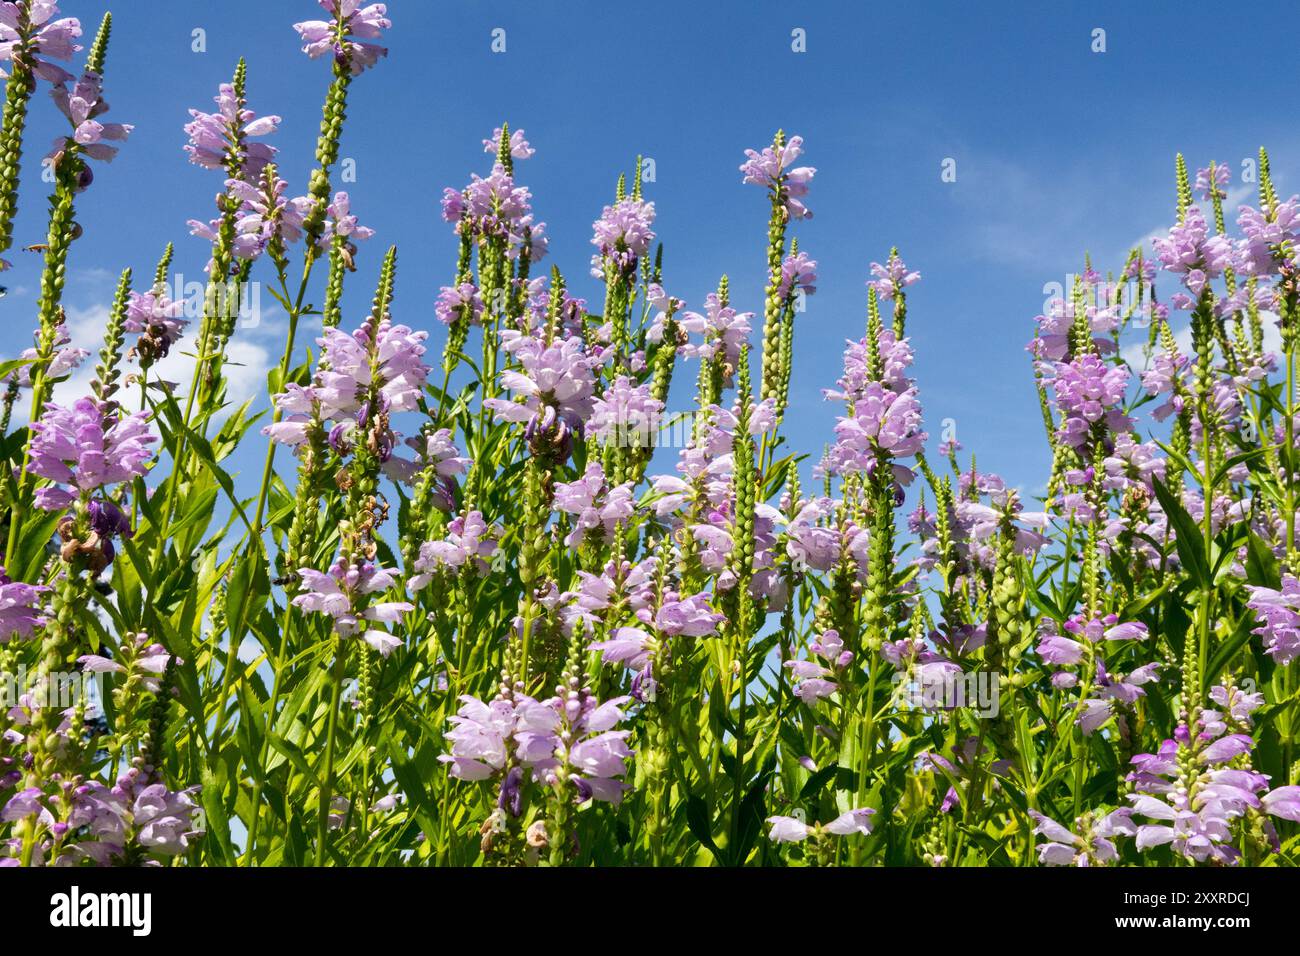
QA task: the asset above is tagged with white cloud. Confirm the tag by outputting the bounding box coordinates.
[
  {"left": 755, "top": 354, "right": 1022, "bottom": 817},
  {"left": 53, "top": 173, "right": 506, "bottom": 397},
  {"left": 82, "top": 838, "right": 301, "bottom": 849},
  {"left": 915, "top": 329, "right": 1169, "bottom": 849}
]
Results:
[
  {"left": 34, "top": 301, "right": 275, "bottom": 423},
  {"left": 70, "top": 266, "right": 117, "bottom": 288},
  {"left": 951, "top": 155, "right": 1100, "bottom": 272},
  {"left": 1123, "top": 183, "right": 1257, "bottom": 266},
  {"left": 1120, "top": 311, "right": 1283, "bottom": 371}
]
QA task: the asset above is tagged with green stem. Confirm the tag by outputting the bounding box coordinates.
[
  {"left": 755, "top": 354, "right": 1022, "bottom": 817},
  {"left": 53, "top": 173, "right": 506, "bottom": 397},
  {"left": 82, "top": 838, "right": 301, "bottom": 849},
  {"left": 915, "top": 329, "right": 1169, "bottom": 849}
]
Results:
[
  {"left": 242, "top": 610, "right": 297, "bottom": 864},
  {"left": 315, "top": 638, "right": 349, "bottom": 866}
]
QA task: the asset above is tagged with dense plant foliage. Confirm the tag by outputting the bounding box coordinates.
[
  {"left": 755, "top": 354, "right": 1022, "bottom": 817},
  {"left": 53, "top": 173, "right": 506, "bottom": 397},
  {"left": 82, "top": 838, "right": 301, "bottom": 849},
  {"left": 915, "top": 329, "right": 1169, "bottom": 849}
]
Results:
[{"left": 1, "top": 1, "right": 1298, "bottom": 867}]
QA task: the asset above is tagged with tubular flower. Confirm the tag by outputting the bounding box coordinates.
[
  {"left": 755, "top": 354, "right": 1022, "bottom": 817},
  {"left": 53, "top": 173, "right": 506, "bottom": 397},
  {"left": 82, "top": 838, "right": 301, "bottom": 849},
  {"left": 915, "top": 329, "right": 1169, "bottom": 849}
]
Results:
[
  {"left": 591, "top": 198, "right": 655, "bottom": 276},
  {"left": 821, "top": 382, "right": 927, "bottom": 480},
  {"left": 0, "top": 577, "right": 47, "bottom": 643},
  {"left": 124, "top": 289, "right": 186, "bottom": 362},
  {"left": 408, "top": 511, "right": 500, "bottom": 585},
  {"left": 1030, "top": 809, "right": 1136, "bottom": 866},
  {"left": 293, "top": 558, "right": 411, "bottom": 656},
  {"left": 0, "top": 1, "right": 81, "bottom": 83},
  {"left": 49, "top": 70, "right": 131, "bottom": 166},
  {"left": 1048, "top": 353, "right": 1131, "bottom": 448},
  {"left": 1245, "top": 576, "right": 1300, "bottom": 665},
  {"left": 183, "top": 82, "right": 279, "bottom": 179},
  {"left": 28, "top": 398, "right": 155, "bottom": 510},
  {"left": 740, "top": 134, "right": 814, "bottom": 219},
  {"left": 293, "top": 0, "right": 391, "bottom": 74}
]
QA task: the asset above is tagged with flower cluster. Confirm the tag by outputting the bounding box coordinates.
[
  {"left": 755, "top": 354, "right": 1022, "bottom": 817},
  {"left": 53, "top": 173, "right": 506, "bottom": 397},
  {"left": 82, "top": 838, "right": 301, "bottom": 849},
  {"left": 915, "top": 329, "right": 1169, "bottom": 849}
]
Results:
[
  {"left": 443, "top": 690, "right": 633, "bottom": 805},
  {"left": 1245, "top": 576, "right": 1300, "bottom": 665},
  {"left": 2, "top": 767, "right": 202, "bottom": 865},
  {"left": 49, "top": 69, "right": 131, "bottom": 170},
  {"left": 124, "top": 288, "right": 186, "bottom": 363},
  {"left": 590, "top": 198, "right": 655, "bottom": 276},
  {"left": 266, "top": 316, "right": 430, "bottom": 479},
  {"left": 1123, "top": 712, "right": 1288, "bottom": 865},
  {"left": 408, "top": 511, "right": 500, "bottom": 584},
  {"left": 1048, "top": 353, "right": 1132, "bottom": 448},
  {"left": 778, "top": 250, "right": 818, "bottom": 299},
  {"left": 484, "top": 331, "right": 599, "bottom": 455},
  {"left": 0, "top": 1, "right": 81, "bottom": 83},
  {"left": 294, "top": 558, "right": 411, "bottom": 656},
  {"left": 784, "top": 630, "right": 851, "bottom": 705},
  {"left": 1030, "top": 808, "right": 1135, "bottom": 866},
  {"left": 28, "top": 398, "right": 155, "bottom": 511},
  {"left": 293, "top": 0, "right": 391, "bottom": 74},
  {"left": 588, "top": 376, "right": 663, "bottom": 448},
  {"left": 184, "top": 82, "right": 279, "bottom": 179},
  {"left": 679, "top": 293, "right": 753, "bottom": 380},
  {"left": 442, "top": 147, "right": 547, "bottom": 261},
  {"left": 1236, "top": 197, "right": 1300, "bottom": 277},
  {"left": 867, "top": 254, "right": 920, "bottom": 301},
  {"left": 821, "top": 382, "right": 927, "bottom": 479},
  {"left": 1152, "top": 207, "right": 1234, "bottom": 296},
  {"left": 434, "top": 281, "right": 485, "bottom": 327},
  {"left": 552, "top": 463, "right": 634, "bottom": 548},
  {"left": 740, "top": 134, "right": 814, "bottom": 219},
  {"left": 0, "top": 576, "right": 47, "bottom": 643},
  {"left": 3, "top": 317, "right": 87, "bottom": 387}
]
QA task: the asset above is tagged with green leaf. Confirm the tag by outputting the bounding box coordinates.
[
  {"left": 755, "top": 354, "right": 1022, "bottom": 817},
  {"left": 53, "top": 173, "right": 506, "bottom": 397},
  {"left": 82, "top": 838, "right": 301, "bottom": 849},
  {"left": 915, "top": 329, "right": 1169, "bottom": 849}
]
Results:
[
  {"left": 267, "top": 733, "right": 321, "bottom": 788},
  {"left": 685, "top": 794, "right": 718, "bottom": 855},
  {"left": 1151, "top": 477, "right": 1210, "bottom": 587},
  {"left": 199, "top": 766, "right": 236, "bottom": 866}
]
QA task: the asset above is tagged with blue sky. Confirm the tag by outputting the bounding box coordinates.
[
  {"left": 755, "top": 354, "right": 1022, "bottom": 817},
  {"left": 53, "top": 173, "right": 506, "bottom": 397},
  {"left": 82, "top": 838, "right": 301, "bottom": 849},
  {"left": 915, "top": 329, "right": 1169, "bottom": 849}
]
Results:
[{"left": 5, "top": 0, "right": 1300, "bottom": 497}]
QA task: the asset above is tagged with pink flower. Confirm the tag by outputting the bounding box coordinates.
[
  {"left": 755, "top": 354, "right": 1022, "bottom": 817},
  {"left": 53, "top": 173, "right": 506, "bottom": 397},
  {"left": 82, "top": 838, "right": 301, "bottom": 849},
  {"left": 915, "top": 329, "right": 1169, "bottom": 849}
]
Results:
[
  {"left": 293, "top": 559, "right": 411, "bottom": 656},
  {"left": 867, "top": 254, "right": 920, "bottom": 300},
  {"left": 29, "top": 398, "right": 155, "bottom": 509},
  {"left": 49, "top": 70, "right": 131, "bottom": 164},
  {"left": 0, "top": 1, "right": 81, "bottom": 83},
  {"left": 184, "top": 82, "right": 279, "bottom": 179},
  {"left": 740, "top": 134, "right": 814, "bottom": 219},
  {"left": 591, "top": 198, "right": 656, "bottom": 275},
  {"left": 0, "top": 579, "right": 48, "bottom": 643},
  {"left": 294, "top": 0, "right": 391, "bottom": 74},
  {"left": 408, "top": 511, "right": 500, "bottom": 585},
  {"left": 482, "top": 126, "right": 534, "bottom": 160}
]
